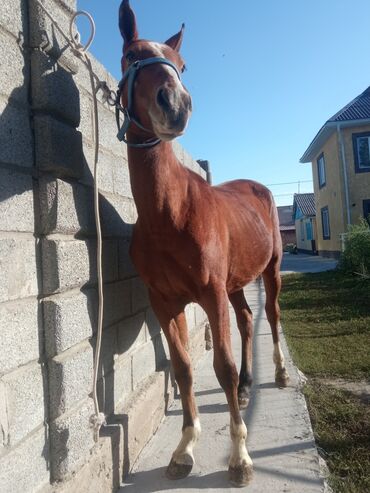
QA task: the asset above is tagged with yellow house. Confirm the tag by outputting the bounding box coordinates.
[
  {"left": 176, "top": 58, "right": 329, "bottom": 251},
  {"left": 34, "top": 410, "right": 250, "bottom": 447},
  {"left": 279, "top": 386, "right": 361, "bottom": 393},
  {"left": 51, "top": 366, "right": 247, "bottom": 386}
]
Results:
[{"left": 300, "top": 86, "right": 370, "bottom": 258}]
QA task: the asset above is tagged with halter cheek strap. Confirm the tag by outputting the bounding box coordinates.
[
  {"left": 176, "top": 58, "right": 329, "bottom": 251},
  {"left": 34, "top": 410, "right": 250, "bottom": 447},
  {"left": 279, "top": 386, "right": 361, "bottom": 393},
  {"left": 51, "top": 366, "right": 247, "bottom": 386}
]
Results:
[{"left": 115, "top": 57, "right": 181, "bottom": 148}]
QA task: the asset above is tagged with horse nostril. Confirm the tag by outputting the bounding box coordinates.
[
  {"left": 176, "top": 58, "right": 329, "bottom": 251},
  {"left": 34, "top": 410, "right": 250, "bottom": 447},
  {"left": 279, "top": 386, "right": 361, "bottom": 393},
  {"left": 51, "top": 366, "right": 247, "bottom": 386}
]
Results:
[{"left": 157, "top": 88, "right": 172, "bottom": 110}]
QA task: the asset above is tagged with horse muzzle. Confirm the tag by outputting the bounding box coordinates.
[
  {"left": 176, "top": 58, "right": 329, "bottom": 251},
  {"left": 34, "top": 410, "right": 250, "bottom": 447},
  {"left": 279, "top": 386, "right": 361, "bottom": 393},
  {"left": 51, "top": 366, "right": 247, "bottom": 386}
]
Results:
[{"left": 153, "top": 85, "right": 192, "bottom": 140}]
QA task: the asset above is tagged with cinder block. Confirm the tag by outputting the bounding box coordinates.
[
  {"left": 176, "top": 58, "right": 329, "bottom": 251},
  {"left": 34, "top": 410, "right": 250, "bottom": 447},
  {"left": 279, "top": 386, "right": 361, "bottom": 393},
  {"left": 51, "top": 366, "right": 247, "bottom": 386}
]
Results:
[
  {"left": 39, "top": 177, "right": 95, "bottom": 235},
  {"left": 49, "top": 341, "right": 93, "bottom": 420},
  {"left": 50, "top": 398, "right": 95, "bottom": 482},
  {"left": 0, "top": 0, "right": 27, "bottom": 39},
  {"left": 117, "top": 312, "right": 146, "bottom": 355},
  {"left": 0, "top": 168, "right": 34, "bottom": 232},
  {"left": 0, "top": 425, "right": 49, "bottom": 493},
  {"left": 100, "top": 192, "right": 137, "bottom": 238},
  {"left": 43, "top": 288, "right": 97, "bottom": 357},
  {"left": 0, "top": 29, "right": 29, "bottom": 104},
  {"left": 153, "top": 332, "right": 170, "bottom": 370},
  {"left": 124, "top": 368, "right": 172, "bottom": 465},
  {"left": 103, "top": 280, "right": 131, "bottom": 328},
  {"left": 75, "top": 51, "right": 118, "bottom": 108},
  {"left": 0, "top": 97, "right": 33, "bottom": 168},
  {"left": 98, "top": 325, "right": 118, "bottom": 371},
  {"left": 112, "top": 156, "right": 132, "bottom": 198},
  {"left": 41, "top": 238, "right": 118, "bottom": 294},
  {"left": 131, "top": 341, "right": 156, "bottom": 387},
  {"left": 0, "top": 298, "right": 40, "bottom": 374},
  {"left": 38, "top": 178, "right": 135, "bottom": 238},
  {"left": 78, "top": 92, "right": 94, "bottom": 142},
  {"left": 81, "top": 142, "right": 115, "bottom": 194},
  {"left": 31, "top": 50, "right": 80, "bottom": 127},
  {"left": 1, "top": 362, "right": 45, "bottom": 446},
  {"left": 0, "top": 236, "right": 38, "bottom": 303},
  {"left": 98, "top": 105, "right": 127, "bottom": 157},
  {"left": 118, "top": 238, "right": 137, "bottom": 280},
  {"left": 145, "top": 306, "right": 161, "bottom": 339},
  {"left": 29, "top": 0, "right": 77, "bottom": 63},
  {"left": 131, "top": 277, "right": 150, "bottom": 314},
  {"left": 113, "top": 355, "right": 132, "bottom": 407},
  {"left": 34, "top": 115, "right": 84, "bottom": 178}
]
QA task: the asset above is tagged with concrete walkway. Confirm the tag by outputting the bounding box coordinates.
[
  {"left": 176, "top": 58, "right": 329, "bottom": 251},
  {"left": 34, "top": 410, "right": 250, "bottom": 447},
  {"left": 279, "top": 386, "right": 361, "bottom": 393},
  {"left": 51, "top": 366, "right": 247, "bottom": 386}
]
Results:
[
  {"left": 120, "top": 280, "right": 325, "bottom": 492},
  {"left": 281, "top": 252, "right": 337, "bottom": 274}
]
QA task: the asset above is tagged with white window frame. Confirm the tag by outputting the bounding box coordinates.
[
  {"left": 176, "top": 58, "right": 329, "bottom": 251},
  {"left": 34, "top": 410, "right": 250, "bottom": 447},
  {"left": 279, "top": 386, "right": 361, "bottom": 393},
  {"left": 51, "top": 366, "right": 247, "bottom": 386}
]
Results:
[
  {"left": 321, "top": 207, "right": 330, "bottom": 240},
  {"left": 317, "top": 153, "right": 326, "bottom": 188}
]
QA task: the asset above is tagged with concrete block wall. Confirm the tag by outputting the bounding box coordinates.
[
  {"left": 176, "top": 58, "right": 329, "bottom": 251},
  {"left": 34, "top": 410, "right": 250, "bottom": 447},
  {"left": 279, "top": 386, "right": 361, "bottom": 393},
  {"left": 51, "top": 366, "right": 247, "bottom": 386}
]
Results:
[{"left": 0, "top": 1, "right": 208, "bottom": 492}]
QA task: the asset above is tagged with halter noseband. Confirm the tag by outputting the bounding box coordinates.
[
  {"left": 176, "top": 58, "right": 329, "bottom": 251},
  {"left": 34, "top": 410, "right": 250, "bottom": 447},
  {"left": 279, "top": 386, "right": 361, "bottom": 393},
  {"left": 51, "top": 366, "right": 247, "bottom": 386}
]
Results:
[{"left": 115, "top": 57, "right": 181, "bottom": 149}]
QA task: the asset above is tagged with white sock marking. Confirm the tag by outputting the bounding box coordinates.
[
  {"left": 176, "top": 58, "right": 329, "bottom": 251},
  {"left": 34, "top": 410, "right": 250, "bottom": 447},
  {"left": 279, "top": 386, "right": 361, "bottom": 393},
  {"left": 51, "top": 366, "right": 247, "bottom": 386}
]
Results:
[
  {"left": 172, "top": 417, "right": 201, "bottom": 465},
  {"left": 229, "top": 418, "right": 253, "bottom": 468}
]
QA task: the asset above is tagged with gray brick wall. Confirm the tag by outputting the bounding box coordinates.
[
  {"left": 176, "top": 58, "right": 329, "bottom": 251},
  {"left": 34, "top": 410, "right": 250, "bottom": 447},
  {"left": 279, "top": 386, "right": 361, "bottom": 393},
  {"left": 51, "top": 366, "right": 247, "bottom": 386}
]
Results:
[{"left": 0, "top": 1, "right": 208, "bottom": 492}]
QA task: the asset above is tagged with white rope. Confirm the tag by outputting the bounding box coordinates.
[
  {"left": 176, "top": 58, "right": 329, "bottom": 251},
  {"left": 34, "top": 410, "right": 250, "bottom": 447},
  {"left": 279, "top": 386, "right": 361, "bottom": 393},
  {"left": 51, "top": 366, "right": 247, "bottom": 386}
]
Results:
[
  {"left": 34, "top": 0, "right": 113, "bottom": 441},
  {"left": 69, "top": 11, "right": 106, "bottom": 443}
]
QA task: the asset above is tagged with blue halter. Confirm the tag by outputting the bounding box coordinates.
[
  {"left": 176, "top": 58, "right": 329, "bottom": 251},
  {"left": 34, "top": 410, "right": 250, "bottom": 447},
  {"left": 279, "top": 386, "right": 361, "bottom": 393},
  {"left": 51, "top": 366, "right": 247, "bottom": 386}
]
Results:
[{"left": 116, "top": 57, "right": 181, "bottom": 148}]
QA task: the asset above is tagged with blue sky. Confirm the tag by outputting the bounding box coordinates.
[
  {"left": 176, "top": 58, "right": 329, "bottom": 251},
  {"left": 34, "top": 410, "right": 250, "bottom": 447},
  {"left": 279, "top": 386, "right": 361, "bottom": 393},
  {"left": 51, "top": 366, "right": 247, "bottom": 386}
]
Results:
[{"left": 77, "top": 0, "right": 370, "bottom": 206}]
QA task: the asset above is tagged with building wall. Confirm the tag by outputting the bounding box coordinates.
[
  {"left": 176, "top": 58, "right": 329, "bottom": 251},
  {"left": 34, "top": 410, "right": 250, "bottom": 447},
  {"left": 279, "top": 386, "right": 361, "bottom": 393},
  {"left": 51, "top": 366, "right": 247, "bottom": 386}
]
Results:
[
  {"left": 0, "top": 1, "right": 207, "bottom": 492},
  {"left": 294, "top": 217, "right": 317, "bottom": 253},
  {"left": 311, "top": 131, "right": 346, "bottom": 256},
  {"left": 341, "top": 124, "right": 370, "bottom": 224}
]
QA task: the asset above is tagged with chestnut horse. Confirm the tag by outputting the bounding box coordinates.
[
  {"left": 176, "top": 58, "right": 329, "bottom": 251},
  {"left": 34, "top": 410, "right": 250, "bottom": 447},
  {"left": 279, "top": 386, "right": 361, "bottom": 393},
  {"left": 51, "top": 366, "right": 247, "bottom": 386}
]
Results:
[{"left": 117, "top": 0, "right": 289, "bottom": 486}]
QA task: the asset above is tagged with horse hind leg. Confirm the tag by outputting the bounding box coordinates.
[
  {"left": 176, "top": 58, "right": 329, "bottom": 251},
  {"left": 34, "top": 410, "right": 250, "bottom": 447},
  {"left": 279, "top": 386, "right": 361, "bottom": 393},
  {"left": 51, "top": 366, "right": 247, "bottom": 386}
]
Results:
[
  {"left": 262, "top": 257, "right": 290, "bottom": 387},
  {"left": 229, "top": 289, "right": 253, "bottom": 409},
  {"left": 149, "top": 292, "right": 200, "bottom": 480}
]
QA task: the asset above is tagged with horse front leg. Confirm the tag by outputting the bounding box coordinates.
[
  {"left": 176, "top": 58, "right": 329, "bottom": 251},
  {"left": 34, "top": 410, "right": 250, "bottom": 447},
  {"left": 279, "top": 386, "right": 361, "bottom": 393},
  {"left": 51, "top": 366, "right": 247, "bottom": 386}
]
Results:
[
  {"left": 201, "top": 285, "right": 253, "bottom": 486},
  {"left": 149, "top": 291, "right": 200, "bottom": 480},
  {"left": 229, "top": 289, "right": 253, "bottom": 409}
]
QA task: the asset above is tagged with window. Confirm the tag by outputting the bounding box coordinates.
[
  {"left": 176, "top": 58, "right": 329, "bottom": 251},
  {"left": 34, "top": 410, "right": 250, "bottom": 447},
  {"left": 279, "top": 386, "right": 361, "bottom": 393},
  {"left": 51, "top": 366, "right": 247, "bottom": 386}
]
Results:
[
  {"left": 321, "top": 206, "right": 330, "bottom": 240},
  {"left": 363, "top": 199, "right": 370, "bottom": 225},
  {"left": 353, "top": 132, "right": 370, "bottom": 173},
  {"left": 317, "top": 153, "right": 326, "bottom": 188}
]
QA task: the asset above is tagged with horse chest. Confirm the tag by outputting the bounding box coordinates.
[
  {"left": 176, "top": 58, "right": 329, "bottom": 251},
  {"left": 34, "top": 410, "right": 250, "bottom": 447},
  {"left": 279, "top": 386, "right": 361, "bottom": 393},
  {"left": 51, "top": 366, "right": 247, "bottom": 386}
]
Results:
[{"left": 130, "top": 228, "right": 207, "bottom": 299}]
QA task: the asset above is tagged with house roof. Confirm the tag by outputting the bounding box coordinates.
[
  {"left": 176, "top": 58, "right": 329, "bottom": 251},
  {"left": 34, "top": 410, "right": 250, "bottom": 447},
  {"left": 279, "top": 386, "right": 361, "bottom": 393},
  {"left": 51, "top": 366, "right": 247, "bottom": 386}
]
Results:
[
  {"left": 277, "top": 205, "right": 295, "bottom": 230},
  {"left": 292, "top": 193, "right": 316, "bottom": 217},
  {"left": 300, "top": 86, "right": 370, "bottom": 163}
]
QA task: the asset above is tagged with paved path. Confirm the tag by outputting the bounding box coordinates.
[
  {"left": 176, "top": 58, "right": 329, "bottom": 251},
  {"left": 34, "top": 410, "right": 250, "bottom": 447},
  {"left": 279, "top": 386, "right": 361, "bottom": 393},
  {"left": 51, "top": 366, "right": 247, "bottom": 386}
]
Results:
[
  {"left": 121, "top": 280, "right": 325, "bottom": 492},
  {"left": 281, "top": 252, "right": 337, "bottom": 274}
]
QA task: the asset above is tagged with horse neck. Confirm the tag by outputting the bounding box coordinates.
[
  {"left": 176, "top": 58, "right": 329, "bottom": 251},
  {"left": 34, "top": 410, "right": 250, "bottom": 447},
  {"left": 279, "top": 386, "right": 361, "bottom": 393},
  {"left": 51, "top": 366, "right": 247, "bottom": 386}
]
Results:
[{"left": 127, "top": 141, "right": 188, "bottom": 227}]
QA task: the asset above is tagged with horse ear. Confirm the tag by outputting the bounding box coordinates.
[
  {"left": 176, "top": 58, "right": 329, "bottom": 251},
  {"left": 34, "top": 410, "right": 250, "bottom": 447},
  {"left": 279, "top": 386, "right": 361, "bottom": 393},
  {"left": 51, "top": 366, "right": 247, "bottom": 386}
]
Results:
[
  {"left": 119, "top": 0, "right": 138, "bottom": 46},
  {"left": 164, "top": 23, "right": 185, "bottom": 52}
]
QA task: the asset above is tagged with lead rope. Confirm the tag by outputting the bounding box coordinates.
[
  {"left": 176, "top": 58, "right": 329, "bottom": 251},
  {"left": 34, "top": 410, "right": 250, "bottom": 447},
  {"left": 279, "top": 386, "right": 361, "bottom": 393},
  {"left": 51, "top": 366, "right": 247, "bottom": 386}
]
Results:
[
  {"left": 34, "top": 0, "right": 113, "bottom": 442},
  {"left": 68, "top": 11, "right": 106, "bottom": 442}
]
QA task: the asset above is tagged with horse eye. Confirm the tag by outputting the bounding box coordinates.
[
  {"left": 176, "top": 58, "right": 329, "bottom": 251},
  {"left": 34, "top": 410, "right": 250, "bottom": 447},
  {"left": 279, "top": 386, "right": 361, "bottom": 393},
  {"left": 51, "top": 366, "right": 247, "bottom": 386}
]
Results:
[
  {"left": 181, "top": 64, "right": 187, "bottom": 73},
  {"left": 126, "top": 51, "right": 136, "bottom": 64}
]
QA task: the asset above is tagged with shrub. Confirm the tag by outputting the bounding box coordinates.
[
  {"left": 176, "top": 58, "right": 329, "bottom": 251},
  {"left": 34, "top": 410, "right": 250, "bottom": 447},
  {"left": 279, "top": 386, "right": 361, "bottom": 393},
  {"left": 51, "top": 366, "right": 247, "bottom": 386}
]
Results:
[{"left": 339, "top": 219, "right": 370, "bottom": 277}]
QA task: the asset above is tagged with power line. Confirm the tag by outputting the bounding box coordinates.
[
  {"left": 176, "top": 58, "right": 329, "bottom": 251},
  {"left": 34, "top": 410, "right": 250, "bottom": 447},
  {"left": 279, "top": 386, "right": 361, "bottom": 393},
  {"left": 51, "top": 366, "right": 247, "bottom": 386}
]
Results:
[{"left": 266, "top": 180, "right": 313, "bottom": 187}]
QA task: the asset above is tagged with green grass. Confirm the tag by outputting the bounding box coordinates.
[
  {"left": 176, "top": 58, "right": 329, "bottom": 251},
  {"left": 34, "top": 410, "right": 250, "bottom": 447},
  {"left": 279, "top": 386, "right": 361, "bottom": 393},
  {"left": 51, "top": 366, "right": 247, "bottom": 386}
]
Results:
[
  {"left": 280, "top": 270, "right": 370, "bottom": 493},
  {"left": 280, "top": 271, "right": 370, "bottom": 379},
  {"left": 304, "top": 382, "right": 370, "bottom": 493}
]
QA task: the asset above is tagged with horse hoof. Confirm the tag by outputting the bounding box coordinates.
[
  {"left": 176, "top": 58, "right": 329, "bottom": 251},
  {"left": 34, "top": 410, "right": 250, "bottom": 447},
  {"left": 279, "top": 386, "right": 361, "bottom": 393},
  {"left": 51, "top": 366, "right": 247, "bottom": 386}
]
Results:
[
  {"left": 275, "top": 368, "right": 290, "bottom": 388},
  {"left": 166, "top": 458, "right": 193, "bottom": 480},
  {"left": 228, "top": 462, "right": 253, "bottom": 486},
  {"left": 238, "top": 387, "right": 251, "bottom": 409},
  {"left": 238, "top": 395, "right": 250, "bottom": 409}
]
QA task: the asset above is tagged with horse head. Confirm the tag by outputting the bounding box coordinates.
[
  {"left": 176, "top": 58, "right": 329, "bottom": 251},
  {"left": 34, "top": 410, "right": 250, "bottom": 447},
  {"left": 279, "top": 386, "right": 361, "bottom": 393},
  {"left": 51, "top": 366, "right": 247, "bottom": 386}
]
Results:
[{"left": 118, "top": 0, "right": 192, "bottom": 143}]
